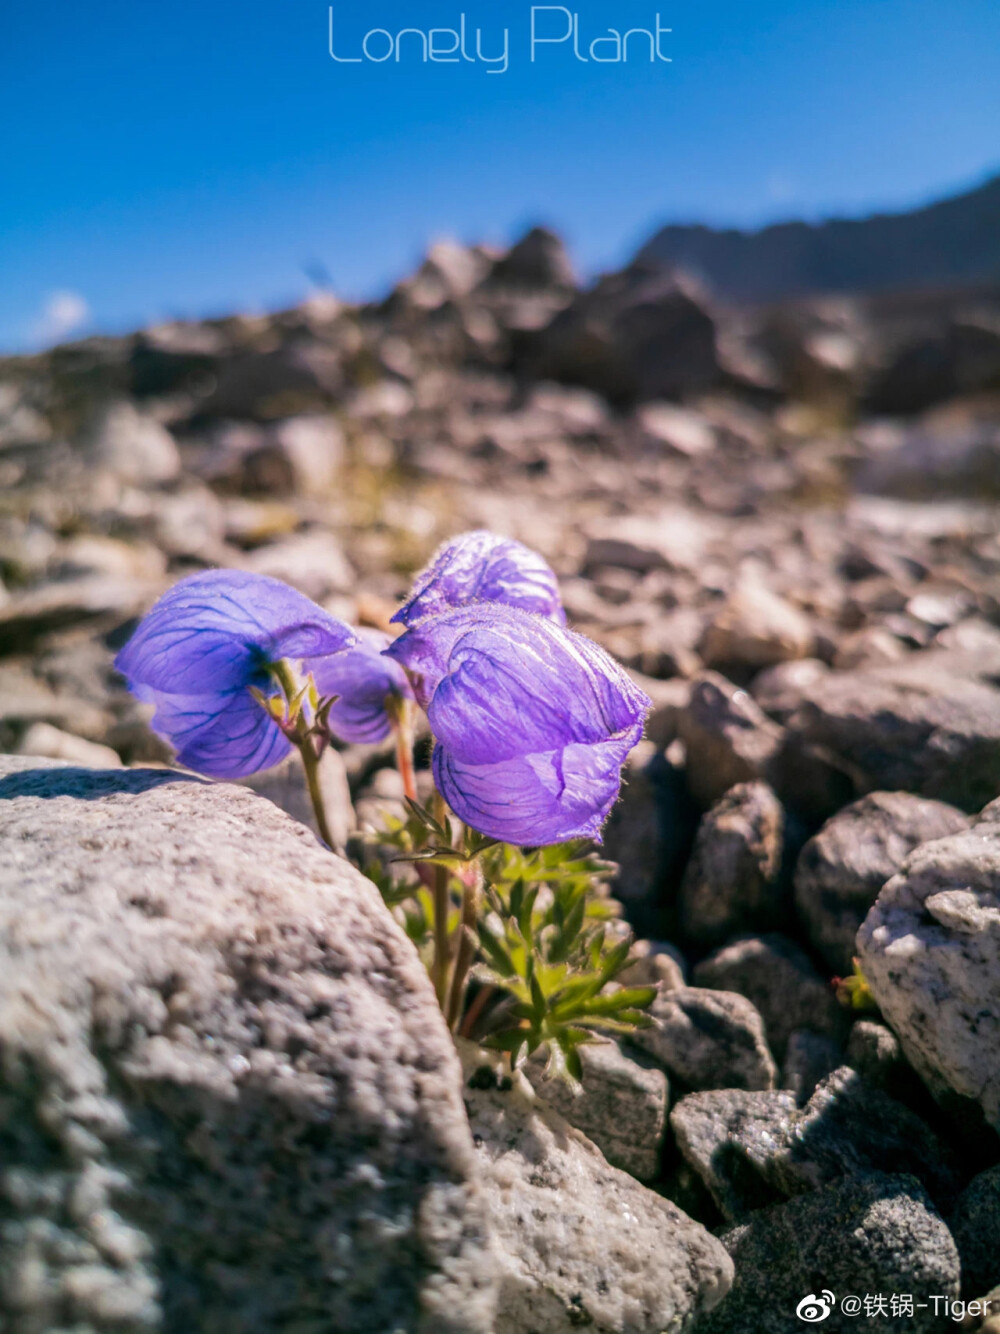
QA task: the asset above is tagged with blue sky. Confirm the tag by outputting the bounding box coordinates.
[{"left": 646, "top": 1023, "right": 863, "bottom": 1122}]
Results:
[{"left": 2, "top": 0, "right": 999, "bottom": 351}]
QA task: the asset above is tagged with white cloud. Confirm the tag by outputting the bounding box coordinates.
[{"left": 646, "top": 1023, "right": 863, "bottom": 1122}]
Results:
[{"left": 32, "top": 290, "right": 90, "bottom": 345}]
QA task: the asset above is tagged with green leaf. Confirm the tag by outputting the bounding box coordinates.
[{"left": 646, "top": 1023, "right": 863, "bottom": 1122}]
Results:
[
  {"left": 476, "top": 922, "right": 516, "bottom": 979},
  {"left": 576, "top": 987, "right": 658, "bottom": 1016}
]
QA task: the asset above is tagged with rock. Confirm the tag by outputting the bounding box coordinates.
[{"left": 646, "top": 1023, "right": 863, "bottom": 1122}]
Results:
[
  {"left": 950, "top": 1165, "right": 1000, "bottom": 1299},
  {"left": 693, "top": 934, "right": 845, "bottom": 1060},
  {"left": 0, "top": 576, "right": 159, "bottom": 656},
  {"left": 0, "top": 661, "right": 112, "bottom": 747},
  {"left": 678, "top": 674, "right": 785, "bottom": 809},
  {"left": 80, "top": 401, "right": 181, "bottom": 484},
  {"left": 671, "top": 1065, "right": 955, "bottom": 1221},
  {"left": 239, "top": 748, "right": 355, "bottom": 852},
  {"left": 0, "top": 756, "right": 496, "bottom": 1334},
  {"left": 845, "top": 1020, "right": 916, "bottom": 1099},
  {"left": 966, "top": 1287, "right": 1000, "bottom": 1332},
  {"left": 242, "top": 530, "right": 355, "bottom": 602},
  {"left": 857, "top": 821, "right": 1000, "bottom": 1134},
  {"left": 789, "top": 1067, "right": 958, "bottom": 1206},
  {"left": 399, "top": 241, "right": 492, "bottom": 310},
  {"left": 698, "top": 1174, "right": 960, "bottom": 1334},
  {"left": 833, "top": 624, "right": 910, "bottom": 670},
  {"left": 525, "top": 265, "right": 720, "bottom": 404},
  {"left": 699, "top": 582, "right": 814, "bottom": 672},
  {"left": 678, "top": 784, "right": 787, "bottom": 946},
  {"left": 619, "top": 939, "right": 687, "bottom": 991},
  {"left": 524, "top": 1040, "right": 669, "bottom": 1182},
  {"left": 583, "top": 509, "right": 718, "bottom": 577},
  {"left": 784, "top": 657, "right": 1000, "bottom": 812},
  {"left": 50, "top": 536, "right": 168, "bottom": 584},
  {"left": 670, "top": 1088, "right": 798, "bottom": 1220},
  {"left": 458, "top": 1044, "right": 732, "bottom": 1334},
  {"left": 243, "top": 415, "right": 345, "bottom": 497},
  {"left": 488, "top": 227, "right": 575, "bottom": 291},
  {"left": 749, "top": 659, "right": 829, "bottom": 724},
  {"left": 781, "top": 1029, "right": 843, "bottom": 1103},
  {"left": 601, "top": 746, "right": 699, "bottom": 938},
  {"left": 150, "top": 486, "right": 227, "bottom": 561},
  {"left": 16, "top": 721, "right": 122, "bottom": 768},
  {"left": 632, "top": 987, "right": 777, "bottom": 1092},
  {"left": 794, "top": 791, "right": 970, "bottom": 974},
  {"left": 634, "top": 403, "right": 715, "bottom": 457}
]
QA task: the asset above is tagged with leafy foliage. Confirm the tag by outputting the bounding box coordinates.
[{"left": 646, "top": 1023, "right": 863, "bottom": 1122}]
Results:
[{"left": 356, "top": 802, "right": 655, "bottom": 1081}]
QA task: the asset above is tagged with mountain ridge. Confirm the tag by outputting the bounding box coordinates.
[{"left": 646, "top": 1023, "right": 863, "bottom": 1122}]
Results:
[{"left": 636, "top": 172, "right": 1000, "bottom": 304}]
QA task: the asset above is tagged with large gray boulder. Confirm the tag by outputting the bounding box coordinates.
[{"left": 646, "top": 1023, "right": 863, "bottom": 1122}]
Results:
[
  {"left": 458, "top": 1044, "right": 732, "bottom": 1334},
  {"left": 0, "top": 756, "right": 496, "bottom": 1334},
  {"left": 857, "top": 815, "right": 1000, "bottom": 1134}
]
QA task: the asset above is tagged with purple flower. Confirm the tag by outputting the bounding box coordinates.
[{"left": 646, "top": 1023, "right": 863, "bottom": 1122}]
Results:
[
  {"left": 308, "top": 628, "right": 415, "bottom": 745},
  {"left": 391, "top": 530, "right": 565, "bottom": 628},
  {"left": 115, "top": 569, "right": 356, "bottom": 778},
  {"left": 384, "top": 604, "right": 650, "bottom": 844}
]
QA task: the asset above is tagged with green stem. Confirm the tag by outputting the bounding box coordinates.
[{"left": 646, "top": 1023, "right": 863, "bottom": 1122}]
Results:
[
  {"left": 446, "top": 858, "right": 483, "bottom": 1031},
  {"left": 430, "top": 789, "right": 451, "bottom": 1008},
  {"left": 271, "top": 659, "right": 335, "bottom": 850},
  {"left": 299, "top": 734, "right": 335, "bottom": 849}
]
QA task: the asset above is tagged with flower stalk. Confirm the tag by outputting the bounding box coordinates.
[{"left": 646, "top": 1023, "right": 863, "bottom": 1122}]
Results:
[{"left": 446, "top": 857, "right": 484, "bottom": 1031}]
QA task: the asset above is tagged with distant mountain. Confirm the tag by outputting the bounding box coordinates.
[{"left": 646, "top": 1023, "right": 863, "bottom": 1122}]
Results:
[{"left": 637, "top": 173, "right": 1000, "bottom": 304}]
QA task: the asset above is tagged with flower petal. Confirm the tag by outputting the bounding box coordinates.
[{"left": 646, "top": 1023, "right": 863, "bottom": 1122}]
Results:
[
  {"left": 115, "top": 569, "right": 356, "bottom": 695},
  {"left": 308, "top": 629, "right": 414, "bottom": 745},
  {"left": 387, "top": 604, "right": 650, "bottom": 749},
  {"left": 433, "top": 725, "right": 642, "bottom": 845},
  {"left": 392, "top": 530, "right": 565, "bottom": 627},
  {"left": 139, "top": 685, "right": 292, "bottom": 779}
]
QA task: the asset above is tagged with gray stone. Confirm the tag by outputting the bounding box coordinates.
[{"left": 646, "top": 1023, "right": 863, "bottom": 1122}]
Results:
[
  {"left": 784, "top": 656, "right": 1000, "bottom": 812},
  {"left": 526, "top": 266, "right": 720, "bottom": 403},
  {"left": 794, "top": 791, "right": 970, "bottom": 973},
  {"left": 950, "top": 1165, "right": 1000, "bottom": 1299},
  {"left": 670, "top": 1088, "right": 798, "bottom": 1220},
  {"left": 678, "top": 784, "right": 787, "bottom": 946},
  {"left": 699, "top": 1174, "right": 960, "bottom": 1334},
  {"left": 632, "top": 987, "right": 777, "bottom": 1092},
  {"left": 693, "top": 934, "right": 845, "bottom": 1060},
  {"left": 524, "top": 1040, "right": 669, "bottom": 1182},
  {"left": 80, "top": 401, "right": 181, "bottom": 485},
  {"left": 150, "top": 486, "right": 227, "bottom": 562},
  {"left": 239, "top": 748, "right": 356, "bottom": 853},
  {"left": 678, "top": 674, "right": 785, "bottom": 810},
  {"left": 786, "top": 1067, "right": 958, "bottom": 1206},
  {"left": 488, "top": 226, "right": 575, "bottom": 290},
  {"left": 602, "top": 747, "right": 699, "bottom": 938},
  {"left": 458, "top": 1044, "right": 732, "bottom": 1334},
  {"left": 0, "top": 756, "right": 496, "bottom": 1334},
  {"left": 670, "top": 1066, "right": 957, "bottom": 1222},
  {"left": 857, "top": 822, "right": 1000, "bottom": 1133},
  {"left": 242, "top": 530, "right": 355, "bottom": 602},
  {"left": 845, "top": 1019, "right": 911, "bottom": 1094},
  {"left": 699, "top": 581, "right": 814, "bottom": 672},
  {"left": 0, "top": 576, "right": 159, "bottom": 655},
  {"left": 619, "top": 939, "right": 686, "bottom": 991},
  {"left": 780, "top": 1029, "right": 843, "bottom": 1103},
  {"left": 16, "top": 721, "right": 122, "bottom": 769},
  {"left": 583, "top": 509, "right": 719, "bottom": 579},
  {"left": 749, "top": 658, "right": 830, "bottom": 724}
]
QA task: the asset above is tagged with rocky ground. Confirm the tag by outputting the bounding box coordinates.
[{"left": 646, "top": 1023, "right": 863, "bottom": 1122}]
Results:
[{"left": 1, "top": 229, "right": 999, "bottom": 1332}]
